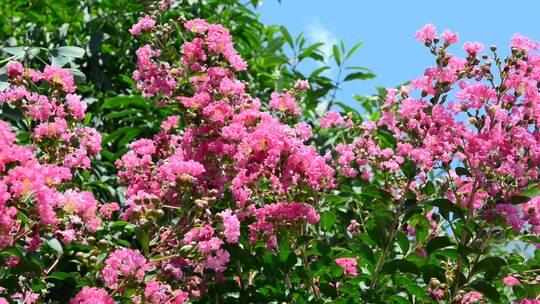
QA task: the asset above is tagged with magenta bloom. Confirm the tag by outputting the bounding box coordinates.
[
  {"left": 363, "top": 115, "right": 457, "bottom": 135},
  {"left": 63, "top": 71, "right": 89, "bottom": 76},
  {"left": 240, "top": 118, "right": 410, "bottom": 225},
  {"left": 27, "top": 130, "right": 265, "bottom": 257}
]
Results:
[
  {"left": 415, "top": 24, "right": 437, "bottom": 43},
  {"left": 70, "top": 287, "right": 115, "bottom": 304},
  {"left": 335, "top": 257, "right": 358, "bottom": 276},
  {"left": 463, "top": 41, "right": 484, "bottom": 56},
  {"left": 503, "top": 275, "right": 521, "bottom": 286},
  {"left": 129, "top": 15, "right": 155, "bottom": 36}
]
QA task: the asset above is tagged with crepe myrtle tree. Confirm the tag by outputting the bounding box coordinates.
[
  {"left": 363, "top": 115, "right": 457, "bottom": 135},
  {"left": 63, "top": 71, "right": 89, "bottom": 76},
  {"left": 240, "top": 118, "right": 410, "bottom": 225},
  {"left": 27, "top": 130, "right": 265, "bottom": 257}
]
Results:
[{"left": 0, "top": 3, "right": 539, "bottom": 304}]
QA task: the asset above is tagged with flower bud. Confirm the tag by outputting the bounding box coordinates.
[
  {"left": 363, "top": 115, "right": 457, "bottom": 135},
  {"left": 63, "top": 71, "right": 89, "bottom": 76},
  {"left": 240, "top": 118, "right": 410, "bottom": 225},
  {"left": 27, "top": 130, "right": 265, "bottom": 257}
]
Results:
[{"left": 75, "top": 252, "right": 85, "bottom": 260}]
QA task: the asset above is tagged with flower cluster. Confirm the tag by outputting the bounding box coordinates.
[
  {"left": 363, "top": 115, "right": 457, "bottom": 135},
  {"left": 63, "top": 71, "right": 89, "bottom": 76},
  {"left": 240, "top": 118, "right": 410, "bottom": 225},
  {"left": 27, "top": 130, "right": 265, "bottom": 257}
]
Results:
[
  {"left": 0, "top": 64, "right": 106, "bottom": 302},
  {"left": 109, "top": 15, "right": 336, "bottom": 301},
  {"left": 101, "top": 248, "right": 151, "bottom": 289},
  {"left": 0, "top": 63, "right": 102, "bottom": 169},
  {"left": 0, "top": 119, "right": 102, "bottom": 251},
  {"left": 331, "top": 24, "right": 540, "bottom": 303},
  {"left": 70, "top": 287, "right": 115, "bottom": 304},
  {"left": 247, "top": 201, "right": 320, "bottom": 249},
  {"left": 341, "top": 24, "right": 540, "bottom": 236}
]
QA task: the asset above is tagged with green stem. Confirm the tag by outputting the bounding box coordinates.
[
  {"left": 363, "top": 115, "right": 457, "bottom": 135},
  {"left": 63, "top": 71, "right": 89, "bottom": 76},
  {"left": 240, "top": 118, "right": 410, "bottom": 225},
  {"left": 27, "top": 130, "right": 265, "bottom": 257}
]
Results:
[
  {"left": 452, "top": 179, "right": 479, "bottom": 298},
  {"left": 369, "top": 179, "right": 412, "bottom": 290}
]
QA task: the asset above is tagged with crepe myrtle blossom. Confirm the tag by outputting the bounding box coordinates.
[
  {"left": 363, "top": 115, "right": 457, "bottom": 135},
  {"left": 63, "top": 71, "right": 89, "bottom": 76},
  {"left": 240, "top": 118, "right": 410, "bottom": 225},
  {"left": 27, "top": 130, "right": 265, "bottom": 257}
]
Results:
[
  {"left": 0, "top": 118, "right": 102, "bottom": 249},
  {"left": 503, "top": 276, "right": 521, "bottom": 286},
  {"left": 101, "top": 248, "right": 151, "bottom": 289},
  {"left": 334, "top": 258, "right": 358, "bottom": 276},
  {"left": 0, "top": 63, "right": 102, "bottom": 169},
  {"left": 130, "top": 15, "right": 156, "bottom": 36},
  {"left": 70, "top": 287, "right": 115, "bottom": 304}
]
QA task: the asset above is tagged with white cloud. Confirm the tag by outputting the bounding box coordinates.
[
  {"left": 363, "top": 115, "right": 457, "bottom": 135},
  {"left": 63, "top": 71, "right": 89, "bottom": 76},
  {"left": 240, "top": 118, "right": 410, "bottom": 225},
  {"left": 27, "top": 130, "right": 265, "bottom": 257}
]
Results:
[{"left": 305, "top": 20, "right": 338, "bottom": 65}]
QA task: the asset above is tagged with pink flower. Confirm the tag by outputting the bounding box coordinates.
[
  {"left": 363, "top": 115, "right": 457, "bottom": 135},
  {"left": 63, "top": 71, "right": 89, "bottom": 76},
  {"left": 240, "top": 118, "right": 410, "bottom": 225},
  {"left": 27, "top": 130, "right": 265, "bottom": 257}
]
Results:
[
  {"left": 101, "top": 248, "right": 149, "bottom": 289},
  {"left": 66, "top": 94, "right": 87, "bottom": 120},
  {"left": 161, "top": 116, "right": 179, "bottom": 133},
  {"left": 320, "top": 111, "right": 352, "bottom": 129},
  {"left": 248, "top": 202, "right": 320, "bottom": 249},
  {"left": 503, "top": 275, "right": 521, "bottom": 286},
  {"left": 511, "top": 34, "right": 540, "bottom": 51},
  {"left": 184, "top": 18, "right": 210, "bottom": 34},
  {"left": 204, "top": 249, "right": 230, "bottom": 273},
  {"left": 129, "top": 138, "right": 156, "bottom": 155},
  {"left": 294, "top": 122, "right": 312, "bottom": 141},
  {"left": 496, "top": 204, "right": 524, "bottom": 232},
  {"left": 219, "top": 209, "right": 240, "bottom": 243},
  {"left": 294, "top": 79, "right": 310, "bottom": 91},
  {"left": 70, "top": 287, "right": 115, "bottom": 304},
  {"left": 515, "top": 300, "right": 540, "bottom": 304},
  {"left": 12, "top": 292, "right": 39, "bottom": 304},
  {"left": 335, "top": 258, "right": 358, "bottom": 276},
  {"left": 441, "top": 30, "right": 459, "bottom": 45},
  {"left": 6, "top": 61, "right": 24, "bottom": 78},
  {"left": 130, "top": 15, "right": 155, "bottom": 36},
  {"left": 99, "top": 202, "right": 120, "bottom": 219},
  {"left": 461, "top": 291, "right": 482, "bottom": 303},
  {"left": 43, "top": 66, "right": 76, "bottom": 93},
  {"left": 463, "top": 41, "right": 484, "bottom": 56},
  {"left": 415, "top": 24, "right": 437, "bottom": 43},
  {"left": 269, "top": 92, "right": 300, "bottom": 116},
  {"left": 0, "top": 120, "right": 16, "bottom": 147}
]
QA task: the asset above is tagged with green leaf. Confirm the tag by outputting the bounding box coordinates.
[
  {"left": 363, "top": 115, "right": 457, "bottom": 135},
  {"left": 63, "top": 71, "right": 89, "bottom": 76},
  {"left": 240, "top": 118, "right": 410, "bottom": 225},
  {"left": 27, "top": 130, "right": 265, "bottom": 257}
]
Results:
[
  {"left": 509, "top": 195, "right": 531, "bottom": 205},
  {"left": 426, "top": 236, "right": 453, "bottom": 255},
  {"left": 320, "top": 212, "right": 336, "bottom": 231},
  {"left": 100, "top": 95, "right": 148, "bottom": 110},
  {"left": 382, "top": 259, "right": 420, "bottom": 275},
  {"left": 50, "top": 55, "right": 71, "bottom": 67},
  {"left": 332, "top": 44, "right": 341, "bottom": 65},
  {"left": 45, "top": 271, "right": 75, "bottom": 281},
  {"left": 353, "top": 243, "right": 375, "bottom": 265},
  {"left": 361, "top": 185, "right": 392, "bottom": 202},
  {"left": 345, "top": 42, "right": 363, "bottom": 59},
  {"left": 343, "top": 71, "right": 376, "bottom": 82},
  {"left": 521, "top": 184, "right": 540, "bottom": 197},
  {"left": 45, "top": 238, "right": 63, "bottom": 256},
  {"left": 367, "top": 216, "right": 390, "bottom": 249},
  {"left": 55, "top": 46, "right": 85, "bottom": 58},
  {"left": 278, "top": 238, "right": 292, "bottom": 263},
  {"left": 472, "top": 257, "right": 506, "bottom": 279},
  {"left": 429, "top": 198, "right": 464, "bottom": 221},
  {"left": 396, "top": 231, "right": 410, "bottom": 254},
  {"left": 400, "top": 160, "right": 417, "bottom": 180},
  {"left": 405, "top": 283, "right": 431, "bottom": 300},
  {"left": 298, "top": 42, "right": 324, "bottom": 61},
  {"left": 279, "top": 26, "right": 294, "bottom": 47},
  {"left": 389, "top": 295, "right": 409, "bottom": 304},
  {"left": 421, "top": 265, "right": 446, "bottom": 283},
  {"left": 455, "top": 167, "right": 471, "bottom": 177},
  {"left": 470, "top": 281, "right": 500, "bottom": 302},
  {"left": 68, "top": 69, "right": 86, "bottom": 83},
  {"left": 3, "top": 46, "right": 25, "bottom": 57},
  {"left": 135, "top": 227, "right": 149, "bottom": 256}
]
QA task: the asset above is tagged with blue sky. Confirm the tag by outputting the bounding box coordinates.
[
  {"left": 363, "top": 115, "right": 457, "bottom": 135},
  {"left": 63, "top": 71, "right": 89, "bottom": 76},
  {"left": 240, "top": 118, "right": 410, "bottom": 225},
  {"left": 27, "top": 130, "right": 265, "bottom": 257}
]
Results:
[{"left": 256, "top": 0, "right": 540, "bottom": 109}]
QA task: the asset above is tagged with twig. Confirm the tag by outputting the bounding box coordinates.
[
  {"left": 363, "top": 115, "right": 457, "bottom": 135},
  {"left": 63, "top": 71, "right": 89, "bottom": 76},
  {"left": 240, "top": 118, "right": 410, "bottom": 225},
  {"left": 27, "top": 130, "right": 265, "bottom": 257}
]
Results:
[{"left": 369, "top": 179, "right": 413, "bottom": 290}]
